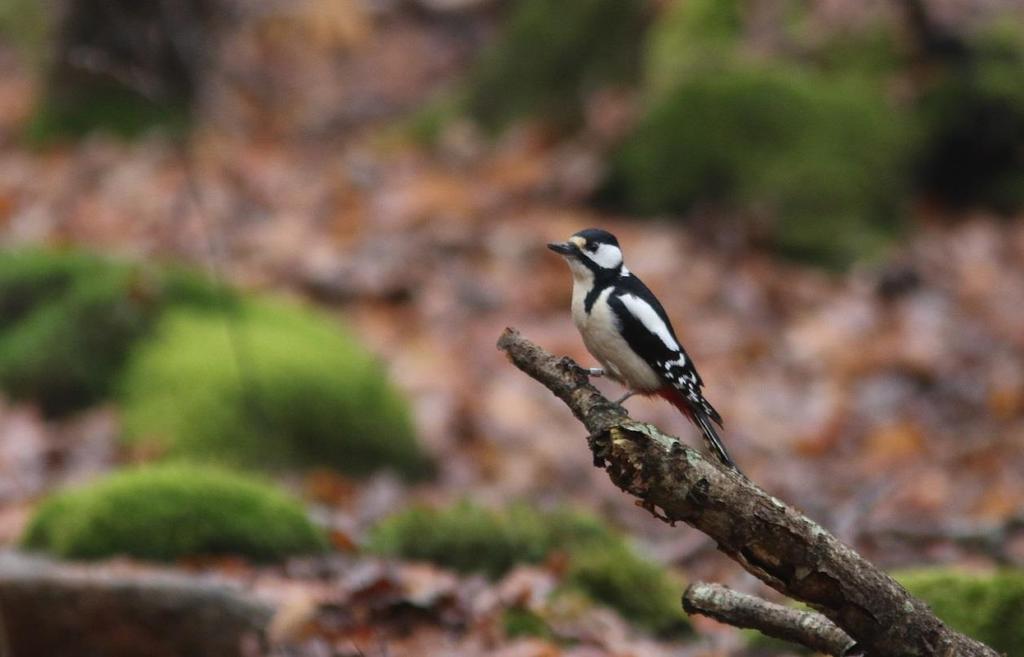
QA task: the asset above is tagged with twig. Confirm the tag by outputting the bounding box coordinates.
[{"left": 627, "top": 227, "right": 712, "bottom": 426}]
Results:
[
  {"left": 683, "top": 582, "right": 855, "bottom": 656},
  {"left": 496, "top": 328, "right": 999, "bottom": 657}
]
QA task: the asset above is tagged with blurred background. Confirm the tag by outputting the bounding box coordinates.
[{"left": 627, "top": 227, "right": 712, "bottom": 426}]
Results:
[{"left": 0, "top": 0, "right": 1023, "bottom": 655}]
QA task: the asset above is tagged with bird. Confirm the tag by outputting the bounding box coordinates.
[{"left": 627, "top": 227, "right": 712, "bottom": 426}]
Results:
[{"left": 547, "top": 228, "right": 738, "bottom": 470}]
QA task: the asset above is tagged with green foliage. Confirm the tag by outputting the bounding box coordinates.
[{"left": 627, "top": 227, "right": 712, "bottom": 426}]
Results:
[
  {"left": 366, "top": 503, "right": 690, "bottom": 635},
  {"left": 0, "top": 0, "right": 52, "bottom": 68},
  {"left": 607, "top": 64, "right": 911, "bottom": 267},
  {"left": 396, "top": 90, "right": 467, "bottom": 146},
  {"left": 26, "top": 82, "right": 191, "bottom": 145},
  {"left": 366, "top": 502, "right": 569, "bottom": 578},
  {"left": 0, "top": 249, "right": 229, "bottom": 416},
  {"left": 896, "top": 569, "right": 1024, "bottom": 653},
  {"left": 119, "top": 300, "right": 429, "bottom": 480},
  {"left": 0, "top": 249, "right": 108, "bottom": 331},
  {"left": 466, "top": 0, "right": 648, "bottom": 130},
  {"left": 565, "top": 544, "right": 688, "bottom": 636},
  {"left": 502, "top": 606, "right": 554, "bottom": 640},
  {"left": 22, "top": 464, "right": 327, "bottom": 562},
  {"left": 807, "top": 22, "right": 907, "bottom": 79},
  {"left": 644, "top": 0, "right": 744, "bottom": 97},
  {"left": 914, "top": 21, "right": 1024, "bottom": 211}
]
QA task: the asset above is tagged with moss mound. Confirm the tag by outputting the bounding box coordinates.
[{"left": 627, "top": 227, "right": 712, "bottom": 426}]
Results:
[
  {"left": 366, "top": 502, "right": 618, "bottom": 578},
  {"left": 0, "top": 249, "right": 228, "bottom": 416},
  {"left": 26, "top": 83, "right": 190, "bottom": 145},
  {"left": 22, "top": 464, "right": 327, "bottom": 562},
  {"left": 896, "top": 569, "right": 1024, "bottom": 653},
  {"left": 914, "top": 22, "right": 1024, "bottom": 211},
  {"left": 465, "top": 0, "right": 648, "bottom": 130},
  {"left": 119, "top": 301, "right": 429, "bottom": 480},
  {"left": 607, "top": 64, "right": 911, "bottom": 267},
  {"left": 566, "top": 543, "right": 688, "bottom": 635},
  {"left": 366, "top": 502, "right": 689, "bottom": 636},
  {"left": 643, "top": 0, "right": 744, "bottom": 97}
]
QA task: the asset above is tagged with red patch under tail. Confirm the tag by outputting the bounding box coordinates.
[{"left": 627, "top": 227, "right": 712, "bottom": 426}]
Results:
[{"left": 655, "top": 387, "right": 739, "bottom": 471}]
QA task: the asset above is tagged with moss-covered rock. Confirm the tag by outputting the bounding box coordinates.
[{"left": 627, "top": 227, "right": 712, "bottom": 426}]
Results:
[
  {"left": 465, "top": 0, "right": 649, "bottom": 131},
  {"left": 565, "top": 544, "right": 688, "bottom": 636},
  {"left": 643, "top": 0, "right": 745, "bottom": 98},
  {"left": 366, "top": 503, "right": 689, "bottom": 636},
  {"left": 21, "top": 1, "right": 221, "bottom": 144},
  {"left": 365, "top": 502, "right": 573, "bottom": 578},
  {"left": 119, "top": 300, "right": 429, "bottom": 480},
  {"left": 896, "top": 569, "right": 1024, "bottom": 653},
  {"left": 607, "top": 64, "right": 912, "bottom": 267},
  {"left": 22, "top": 464, "right": 327, "bottom": 562},
  {"left": 914, "top": 21, "right": 1024, "bottom": 212},
  {"left": 0, "top": 249, "right": 229, "bottom": 416},
  {"left": 25, "top": 83, "right": 191, "bottom": 145}
]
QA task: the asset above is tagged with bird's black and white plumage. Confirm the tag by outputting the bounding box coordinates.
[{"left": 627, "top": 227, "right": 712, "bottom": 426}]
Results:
[{"left": 548, "top": 228, "right": 737, "bottom": 470}]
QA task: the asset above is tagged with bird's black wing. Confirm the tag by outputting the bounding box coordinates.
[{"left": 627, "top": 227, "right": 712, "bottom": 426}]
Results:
[{"left": 607, "top": 275, "right": 723, "bottom": 426}]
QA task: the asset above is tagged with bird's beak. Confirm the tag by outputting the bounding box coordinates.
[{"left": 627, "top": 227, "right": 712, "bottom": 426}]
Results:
[{"left": 547, "top": 241, "right": 576, "bottom": 256}]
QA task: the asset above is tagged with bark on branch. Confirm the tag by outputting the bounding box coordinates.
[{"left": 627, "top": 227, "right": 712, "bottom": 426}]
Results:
[
  {"left": 683, "top": 581, "right": 854, "bottom": 656},
  {"left": 497, "top": 328, "right": 998, "bottom": 657}
]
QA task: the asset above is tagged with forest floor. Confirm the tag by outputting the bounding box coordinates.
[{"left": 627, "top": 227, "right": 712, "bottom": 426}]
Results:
[{"left": 0, "top": 4, "right": 1022, "bottom": 656}]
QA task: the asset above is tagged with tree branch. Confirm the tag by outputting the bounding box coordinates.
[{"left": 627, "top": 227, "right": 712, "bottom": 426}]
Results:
[
  {"left": 683, "top": 582, "right": 854, "bottom": 656},
  {"left": 496, "top": 328, "right": 998, "bottom": 657}
]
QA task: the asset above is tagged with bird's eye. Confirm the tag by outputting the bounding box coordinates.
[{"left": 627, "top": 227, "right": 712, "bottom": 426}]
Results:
[{"left": 585, "top": 243, "right": 597, "bottom": 252}]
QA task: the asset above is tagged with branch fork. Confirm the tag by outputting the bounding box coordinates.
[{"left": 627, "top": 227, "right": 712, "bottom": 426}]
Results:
[{"left": 497, "top": 328, "right": 997, "bottom": 657}]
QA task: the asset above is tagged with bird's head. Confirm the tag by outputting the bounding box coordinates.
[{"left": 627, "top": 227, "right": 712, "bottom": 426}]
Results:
[{"left": 547, "top": 228, "right": 625, "bottom": 279}]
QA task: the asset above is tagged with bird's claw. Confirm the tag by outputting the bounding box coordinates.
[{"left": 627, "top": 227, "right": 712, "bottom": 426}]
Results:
[{"left": 614, "top": 391, "right": 637, "bottom": 405}]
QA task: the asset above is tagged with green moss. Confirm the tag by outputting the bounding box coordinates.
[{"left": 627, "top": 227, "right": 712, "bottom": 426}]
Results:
[
  {"left": 394, "top": 90, "right": 467, "bottom": 146},
  {"left": 25, "top": 82, "right": 190, "bottom": 145},
  {"left": 896, "top": 569, "right": 1024, "bottom": 653},
  {"left": 808, "top": 23, "right": 907, "bottom": 79},
  {"left": 914, "top": 20, "right": 1024, "bottom": 211},
  {"left": 503, "top": 606, "right": 554, "bottom": 640},
  {"left": 366, "top": 503, "right": 690, "bottom": 636},
  {"left": 119, "top": 300, "right": 429, "bottom": 480},
  {"left": 564, "top": 544, "right": 688, "bottom": 636},
  {"left": 366, "top": 502, "right": 558, "bottom": 579},
  {"left": 0, "top": 250, "right": 231, "bottom": 416},
  {"left": 22, "top": 464, "right": 327, "bottom": 562},
  {"left": 607, "top": 64, "right": 912, "bottom": 267},
  {"left": 0, "top": 249, "right": 108, "bottom": 331},
  {"left": 465, "top": 0, "right": 649, "bottom": 131},
  {"left": 644, "top": 0, "right": 745, "bottom": 98},
  {"left": 0, "top": 0, "right": 52, "bottom": 69}
]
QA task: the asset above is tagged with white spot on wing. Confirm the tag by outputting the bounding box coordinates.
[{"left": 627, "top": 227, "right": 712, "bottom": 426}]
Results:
[{"left": 618, "top": 293, "right": 680, "bottom": 352}]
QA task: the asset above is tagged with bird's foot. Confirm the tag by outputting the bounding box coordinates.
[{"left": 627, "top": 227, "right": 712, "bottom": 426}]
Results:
[
  {"left": 585, "top": 367, "right": 605, "bottom": 377},
  {"left": 614, "top": 390, "right": 638, "bottom": 405}
]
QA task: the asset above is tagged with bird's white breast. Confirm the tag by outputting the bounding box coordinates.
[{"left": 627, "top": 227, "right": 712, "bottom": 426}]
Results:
[{"left": 571, "top": 282, "right": 663, "bottom": 392}]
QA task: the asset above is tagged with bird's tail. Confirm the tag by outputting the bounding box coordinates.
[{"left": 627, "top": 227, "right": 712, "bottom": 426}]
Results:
[
  {"left": 692, "top": 407, "right": 738, "bottom": 471},
  {"left": 657, "top": 388, "right": 740, "bottom": 472}
]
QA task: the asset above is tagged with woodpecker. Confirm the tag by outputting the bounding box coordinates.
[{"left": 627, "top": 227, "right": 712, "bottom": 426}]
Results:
[{"left": 547, "top": 228, "right": 738, "bottom": 470}]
